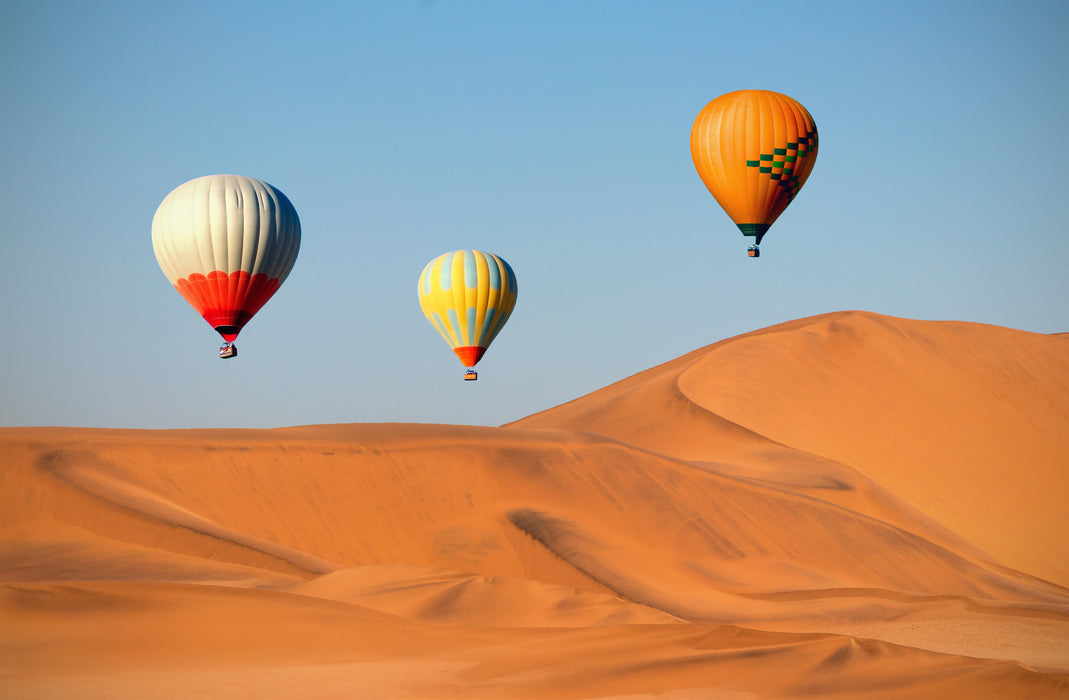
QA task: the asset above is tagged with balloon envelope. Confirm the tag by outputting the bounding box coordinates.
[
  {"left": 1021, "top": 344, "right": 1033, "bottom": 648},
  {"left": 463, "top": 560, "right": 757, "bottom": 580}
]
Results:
[
  {"left": 691, "top": 90, "right": 818, "bottom": 246},
  {"left": 151, "top": 174, "right": 301, "bottom": 341},
  {"left": 418, "top": 250, "right": 517, "bottom": 368}
]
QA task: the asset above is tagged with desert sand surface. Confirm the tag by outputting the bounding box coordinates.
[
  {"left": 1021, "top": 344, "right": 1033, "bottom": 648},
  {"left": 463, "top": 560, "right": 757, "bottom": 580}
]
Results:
[{"left": 2, "top": 310, "right": 1067, "bottom": 698}]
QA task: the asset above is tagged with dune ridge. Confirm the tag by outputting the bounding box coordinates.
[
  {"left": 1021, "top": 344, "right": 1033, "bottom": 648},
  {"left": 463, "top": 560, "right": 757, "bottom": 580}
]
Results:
[{"left": 3, "top": 311, "right": 1067, "bottom": 698}]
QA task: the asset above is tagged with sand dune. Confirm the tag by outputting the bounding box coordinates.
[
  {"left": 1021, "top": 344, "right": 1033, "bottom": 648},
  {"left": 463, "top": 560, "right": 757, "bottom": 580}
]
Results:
[
  {"left": 515, "top": 311, "right": 1069, "bottom": 587},
  {"left": 2, "top": 311, "right": 1067, "bottom": 698}
]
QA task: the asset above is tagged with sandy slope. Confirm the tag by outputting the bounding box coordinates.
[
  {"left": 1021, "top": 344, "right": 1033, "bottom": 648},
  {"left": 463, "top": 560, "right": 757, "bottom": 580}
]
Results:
[
  {"left": 515, "top": 311, "right": 1069, "bottom": 587},
  {"left": 2, "top": 311, "right": 1067, "bottom": 698}
]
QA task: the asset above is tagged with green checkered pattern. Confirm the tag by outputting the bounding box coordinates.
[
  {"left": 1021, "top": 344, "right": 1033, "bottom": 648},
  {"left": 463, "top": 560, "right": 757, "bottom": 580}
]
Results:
[{"left": 745, "top": 129, "right": 818, "bottom": 201}]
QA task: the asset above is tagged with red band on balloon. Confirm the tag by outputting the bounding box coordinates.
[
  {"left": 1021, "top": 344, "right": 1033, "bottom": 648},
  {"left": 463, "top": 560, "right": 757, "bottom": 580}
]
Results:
[
  {"left": 453, "top": 346, "right": 487, "bottom": 368},
  {"left": 174, "top": 271, "right": 282, "bottom": 340}
]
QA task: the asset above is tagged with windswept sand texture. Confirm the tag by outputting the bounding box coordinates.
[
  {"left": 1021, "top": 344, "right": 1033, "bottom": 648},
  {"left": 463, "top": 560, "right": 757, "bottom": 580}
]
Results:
[{"left": 2, "top": 311, "right": 1067, "bottom": 698}]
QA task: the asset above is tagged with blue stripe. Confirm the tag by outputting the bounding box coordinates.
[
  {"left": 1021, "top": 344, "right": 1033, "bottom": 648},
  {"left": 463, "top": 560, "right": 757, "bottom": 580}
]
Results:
[
  {"left": 503, "top": 261, "right": 517, "bottom": 293},
  {"left": 464, "top": 250, "right": 477, "bottom": 288},
  {"left": 466, "top": 306, "right": 477, "bottom": 345},
  {"left": 421, "top": 267, "right": 432, "bottom": 296},
  {"left": 430, "top": 311, "right": 446, "bottom": 336},
  {"left": 487, "top": 256, "right": 501, "bottom": 290},
  {"left": 478, "top": 308, "right": 496, "bottom": 345},
  {"left": 488, "top": 303, "right": 509, "bottom": 343},
  {"left": 446, "top": 308, "right": 460, "bottom": 344}
]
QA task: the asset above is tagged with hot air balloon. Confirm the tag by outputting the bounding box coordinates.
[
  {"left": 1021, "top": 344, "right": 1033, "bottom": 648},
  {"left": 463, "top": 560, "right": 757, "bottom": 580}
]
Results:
[
  {"left": 691, "top": 90, "right": 818, "bottom": 257},
  {"left": 151, "top": 174, "right": 301, "bottom": 358},
  {"left": 418, "top": 250, "right": 517, "bottom": 381}
]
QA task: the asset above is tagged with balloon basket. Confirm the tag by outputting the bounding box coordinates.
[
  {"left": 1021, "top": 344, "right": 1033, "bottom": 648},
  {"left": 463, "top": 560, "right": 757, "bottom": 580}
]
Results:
[
  {"left": 464, "top": 369, "right": 478, "bottom": 381},
  {"left": 747, "top": 245, "right": 760, "bottom": 258}
]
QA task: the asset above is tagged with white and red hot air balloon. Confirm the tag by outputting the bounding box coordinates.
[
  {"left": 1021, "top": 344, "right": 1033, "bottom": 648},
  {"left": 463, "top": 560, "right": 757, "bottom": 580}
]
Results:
[{"left": 151, "top": 175, "right": 301, "bottom": 358}]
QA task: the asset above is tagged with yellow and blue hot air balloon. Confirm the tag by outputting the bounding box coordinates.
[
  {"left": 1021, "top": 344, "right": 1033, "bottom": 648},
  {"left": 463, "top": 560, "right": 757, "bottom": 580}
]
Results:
[
  {"left": 418, "top": 250, "right": 517, "bottom": 381},
  {"left": 691, "top": 90, "right": 819, "bottom": 257}
]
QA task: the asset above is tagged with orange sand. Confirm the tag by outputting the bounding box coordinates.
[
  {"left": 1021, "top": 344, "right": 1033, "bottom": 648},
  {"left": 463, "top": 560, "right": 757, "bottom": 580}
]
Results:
[{"left": 2, "top": 311, "right": 1067, "bottom": 698}]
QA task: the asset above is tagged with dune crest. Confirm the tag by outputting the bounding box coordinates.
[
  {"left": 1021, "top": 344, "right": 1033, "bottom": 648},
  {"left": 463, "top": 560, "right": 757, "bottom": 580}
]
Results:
[
  {"left": 290, "top": 564, "right": 679, "bottom": 627},
  {"left": 3, "top": 311, "right": 1067, "bottom": 698},
  {"left": 516, "top": 310, "right": 1069, "bottom": 587}
]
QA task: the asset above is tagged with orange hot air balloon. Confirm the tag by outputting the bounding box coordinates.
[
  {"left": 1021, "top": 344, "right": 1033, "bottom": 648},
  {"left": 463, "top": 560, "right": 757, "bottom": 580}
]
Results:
[{"left": 691, "top": 90, "right": 818, "bottom": 257}]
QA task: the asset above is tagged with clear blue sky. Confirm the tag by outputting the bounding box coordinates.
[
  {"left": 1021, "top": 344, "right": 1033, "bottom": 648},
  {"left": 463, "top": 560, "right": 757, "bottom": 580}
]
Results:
[{"left": 2, "top": 0, "right": 1066, "bottom": 429}]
